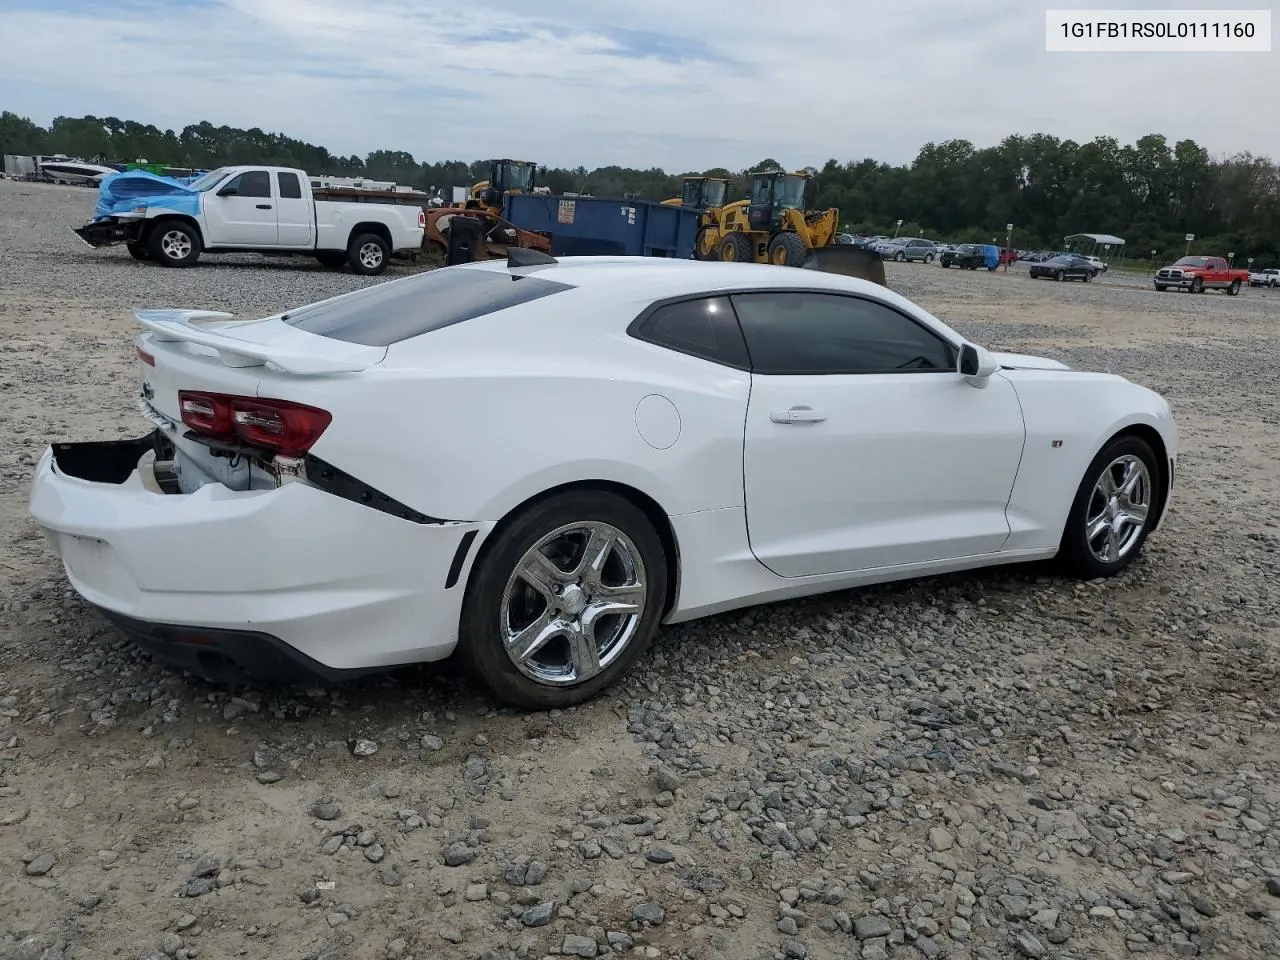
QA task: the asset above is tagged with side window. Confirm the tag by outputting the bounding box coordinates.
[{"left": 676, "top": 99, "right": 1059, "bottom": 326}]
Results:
[
  {"left": 730, "top": 291, "right": 956, "bottom": 375},
  {"left": 223, "top": 170, "right": 271, "bottom": 198},
  {"left": 277, "top": 172, "right": 302, "bottom": 199},
  {"left": 630, "top": 296, "right": 750, "bottom": 369}
]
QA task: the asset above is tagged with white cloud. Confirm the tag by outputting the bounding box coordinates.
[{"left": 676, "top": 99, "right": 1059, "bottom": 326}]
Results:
[{"left": 1, "top": 0, "right": 1276, "bottom": 171}]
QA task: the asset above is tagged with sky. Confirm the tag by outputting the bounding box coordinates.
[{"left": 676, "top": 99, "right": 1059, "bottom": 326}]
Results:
[{"left": 0, "top": 0, "right": 1276, "bottom": 172}]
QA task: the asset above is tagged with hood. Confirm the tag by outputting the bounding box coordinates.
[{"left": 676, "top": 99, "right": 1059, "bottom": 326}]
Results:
[{"left": 991, "top": 351, "right": 1071, "bottom": 371}]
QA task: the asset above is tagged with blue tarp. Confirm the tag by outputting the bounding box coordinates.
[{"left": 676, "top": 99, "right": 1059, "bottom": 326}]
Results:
[
  {"left": 978, "top": 244, "right": 1000, "bottom": 269},
  {"left": 94, "top": 170, "right": 201, "bottom": 222}
]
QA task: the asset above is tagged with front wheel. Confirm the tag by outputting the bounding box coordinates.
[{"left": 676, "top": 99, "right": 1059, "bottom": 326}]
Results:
[
  {"left": 1154, "top": 284, "right": 1168, "bottom": 292},
  {"left": 768, "top": 232, "right": 807, "bottom": 267},
  {"left": 348, "top": 233, "right": 389, "bottom": 275},
  {"left": 148, "top": 220, "right": 201, "bottom": 268},
  {"left": 459, "top": 491, "right": 668, "bottom": 710},
  {"left": 1190, "top": 277, "right": 1204, "bottom": 294},
  {"left": 1058, "top": 436, "right": 1161, "bottom": 579}
]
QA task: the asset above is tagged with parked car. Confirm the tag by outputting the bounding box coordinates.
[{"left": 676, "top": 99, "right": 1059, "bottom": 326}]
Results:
[
  {"left": 73, "top": 165, "right": 425, "bottom": 275},
  {"left": 876, "top": 237, "right": 937, "bottom": 262},
  {"left": 1029, "top": 254, "right": 1099, "bottom": 282},
  {"left": 1248, "top": 267, "right": 1279, "bottom": 287},
  {"left": 940, "top": 243, "right": 995, "bottom": 270},
  {"left": 28, "top": 253, "right": 1178, "bottom": 709},
  {"left": 1153, "top": 256, "right": 1250, "bottom": 294},
  {"left": 1082, "top": 255, "right": 1108, "bottom": 273}
]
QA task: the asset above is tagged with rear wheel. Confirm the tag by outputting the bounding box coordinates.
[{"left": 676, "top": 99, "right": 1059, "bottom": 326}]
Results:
[
  {"left": 718, "top": 232, "right": 753, "bottom": 263},
  {"left": 1058, "top": 436, "right": 1160, "bottom": 580},
  {"left": 1083, "top": 271, "right": 1091, "bottom": 282},
  {"left": 459, "top": 491, "right": 668, "bottom": 710},
  {"left": 767, "top": 232, "right": 807, "bottom": 267},
  {"left": 1227, "top": 279, "right": 1241, "bottom": 296},
  {"left": 894, "top": 250, "right": 906, "bottom": 262},
  {"left": 348, "top": 233, "right": 389, "bottom": 275},
  {"left": 1054, "top": 270, "right": 1063, "bottom": 281},
  {"left": 924, "top": 253, "right": 934, "bottom": 263},
  {"left": 148, "top": 220, "right": 201, "bottom": 268}
]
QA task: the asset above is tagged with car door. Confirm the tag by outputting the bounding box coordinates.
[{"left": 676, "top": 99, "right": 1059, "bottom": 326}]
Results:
[
  {"left": 734, "top": 289, "right": 1027, "bottom": 578},
  {"left": 203, "top": 170, "right": 277, "bottom": 246},
  {"left": 275, "top": 171, "right": 314, "bottom": 247}
]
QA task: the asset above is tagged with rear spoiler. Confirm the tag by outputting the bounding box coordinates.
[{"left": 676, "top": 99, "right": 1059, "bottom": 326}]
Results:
[{"left": 134, "top": 309, "right": 376, "bottom": 375}]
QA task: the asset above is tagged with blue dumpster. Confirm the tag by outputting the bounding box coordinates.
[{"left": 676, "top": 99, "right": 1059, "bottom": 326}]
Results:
[{"left": 503, "top": 194, "right": 701, "bottom": 259}]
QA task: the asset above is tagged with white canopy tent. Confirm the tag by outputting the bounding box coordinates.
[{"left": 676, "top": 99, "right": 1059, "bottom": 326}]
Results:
[{"left": 1065, "top": 233, "right": 1126, "bottom": 259}]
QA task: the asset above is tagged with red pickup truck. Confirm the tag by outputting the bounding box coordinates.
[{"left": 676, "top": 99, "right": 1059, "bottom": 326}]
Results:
[{"left": 1154, "top": 256, "right": 1250, "bottom": 294}]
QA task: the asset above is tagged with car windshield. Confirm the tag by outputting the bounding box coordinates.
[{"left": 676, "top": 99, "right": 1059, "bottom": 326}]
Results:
[
  {"left": 1175, "top": 256, "right": 1210, "bottom": 267},
  {"left": 187, "top": 167, "right": 232, "bottom": 191}
]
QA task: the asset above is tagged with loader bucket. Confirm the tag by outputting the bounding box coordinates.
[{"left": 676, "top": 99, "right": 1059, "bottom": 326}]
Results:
[{"left": 802, "top": 245, "right": 887, "bottom": 287}]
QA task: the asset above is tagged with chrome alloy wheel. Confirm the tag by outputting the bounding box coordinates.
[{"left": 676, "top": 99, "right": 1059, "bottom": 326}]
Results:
[
  {"left": 500, "top": 521, "right": 647, "bottom": 686},
  {"left": 358, "top": 241, "right": 384, "bottom": 270},
  {"left": 160, "top": 229, "right": 192, "bottom": 260},
  {"left": 1085, "top": 454, "right": 1152, "bottom": 564}
]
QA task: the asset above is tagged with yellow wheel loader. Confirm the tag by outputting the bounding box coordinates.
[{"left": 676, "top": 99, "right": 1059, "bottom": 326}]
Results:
[
  {"left": 716, "top": 169, "right": 885, "bottom": 285},
  {"left": 462, "top": 159, "right": 539, "bottom": 216},
  {"left": 662, "top": 176, "right": 730, "bottom": 260}
]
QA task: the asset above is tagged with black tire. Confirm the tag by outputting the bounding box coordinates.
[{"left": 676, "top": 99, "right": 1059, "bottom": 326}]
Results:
[
  {"left": 1082, "top": 271, "right": 1091, "bottom": 282},
  {"left": 692, "top": 226, "right": 717, "bottom": 261},
  {"left": 894, "top": 251, "right": 906, "bottom": 262},
  {"left": 347, "top": 232, "right": 389, "bottom": 275},
  {"left": 315, "top": 251, "right": 346, "bottom": 269},
  {"left": 1190, "top": 277, "right": 1204, "bottom": 294},
  {"left": 1055, "top": 270, "right": 1063, "bottom": 281},
  {"left": 1154, "top": 284, "right": 1167, "bottom": 292},
  {"left": 1227, "top": 279, "right": 1241, "bottom": 296},
  {"left": 458, "top": 490, "right": 668, "bottom": 710},
  {"left": 767, "top": 232, "right": 807, "bottom": 268},
  {"left": 148, "top": 219, "right": 201, "bottom": 267},
  {"left": 718, "top": 232, "right": 754, "bottom": 263},
  {"left": 924, "top": 253, "right": 934, "bottom": 263},
  {"left": 127, "top": 242, "right": 150, "bottom": 261},
  {"left": 1058, "top": 435, "right": 1161, "bottom": 580}
]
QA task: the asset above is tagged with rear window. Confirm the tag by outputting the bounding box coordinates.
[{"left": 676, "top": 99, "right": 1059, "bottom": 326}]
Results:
[{"left": 281, "top": 268, "right": 574, "bottom": 346}]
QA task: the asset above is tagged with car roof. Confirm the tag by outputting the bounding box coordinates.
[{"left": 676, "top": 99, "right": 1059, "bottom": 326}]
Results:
[{"left": 456, "top": 255, "right": 894, "bottom": 302}]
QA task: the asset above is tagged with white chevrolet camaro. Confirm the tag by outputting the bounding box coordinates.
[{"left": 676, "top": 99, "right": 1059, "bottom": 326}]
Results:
[{"left": 29, "top": 252, "right": 1178, "bottom": 709}]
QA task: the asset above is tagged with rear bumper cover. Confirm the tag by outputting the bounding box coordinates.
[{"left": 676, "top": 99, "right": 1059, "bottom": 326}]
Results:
[{"left": 29, "top": 434, "right": 487, "bottom": 678}]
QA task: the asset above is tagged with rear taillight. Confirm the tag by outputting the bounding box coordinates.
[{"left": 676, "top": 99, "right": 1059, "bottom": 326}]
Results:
[
  {"left": 178, "top": 391, "right": 332, "bottom": 457},
  {"left": 417, "top": 209, "right": 426, "bottom": 229},
  {"left": 137, "top": 346, "right": 155, "bottom": 366}
]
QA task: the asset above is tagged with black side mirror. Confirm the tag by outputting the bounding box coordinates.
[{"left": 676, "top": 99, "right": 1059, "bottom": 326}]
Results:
[
  {"left": 959, "top": 343, "right": 980, "bottom": 376},
  {"left": 217, "top": 186, "right": 238, "bottom": 197}
]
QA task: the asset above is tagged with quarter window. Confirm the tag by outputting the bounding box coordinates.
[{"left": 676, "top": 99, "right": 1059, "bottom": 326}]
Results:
[
  {"left": 277, "top": 172, "right": 302, "bottom": 199},
  {"left": 730, "top": 291, "right": 956, "bottom": 375},
  {"left": 630, "top": 296, "right": 750, "bottom": 369}
]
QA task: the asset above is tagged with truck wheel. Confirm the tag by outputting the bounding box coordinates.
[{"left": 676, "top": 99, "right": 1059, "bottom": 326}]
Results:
[
  {"left": 1190, "top": 277, "right": 1204, "bottom": 294},
  {"left": 315, "top": 251, "right": 346, "bottom": 269},
  {"left": 127, "top": 243, "right": 150, "bottom": 261},
  {"left": 767, "top": 232, "right": 807, "bottom": 268},
  {"left": 348, "top": 233, "right": 389, "bottom": 275},
  {"left": 148, "top": 220, "right": 201, "bottom": 268},
  {"left": 1154, "top": 284, "right": 1167, "bottom": 292},
  {"left": 1227, "top": 279, "right": 1241, "bottom": 296}
]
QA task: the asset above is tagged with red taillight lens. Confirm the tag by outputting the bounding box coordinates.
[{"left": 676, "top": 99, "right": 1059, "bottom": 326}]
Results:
[
  {"left": 417, "top": 209, "right": 426, "bottom": 228},
  {"left": 137, "top": 346, "right": 155, "bottom": 366},
  {"left": 178, "top": 391, "right": 331, "bottom": 457},
  {"left": 179, "top": 391, "right": 233, "bottom": 437}
]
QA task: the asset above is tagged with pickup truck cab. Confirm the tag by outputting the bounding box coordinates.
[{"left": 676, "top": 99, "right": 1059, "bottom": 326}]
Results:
[
  {"left": 1153, "top": 256, "right": 1250, "bottom": 295},
  {"left": 1249, "top": 268, "right": 1279, "bottom": 288},
  {"left": 74, "top": 165, "right": 425, "bottom": 275}
]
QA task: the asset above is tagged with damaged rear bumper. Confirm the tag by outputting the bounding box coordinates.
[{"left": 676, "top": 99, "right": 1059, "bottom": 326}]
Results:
[{"left": 28, "top": 433, "right": 487, "bottom": 680}]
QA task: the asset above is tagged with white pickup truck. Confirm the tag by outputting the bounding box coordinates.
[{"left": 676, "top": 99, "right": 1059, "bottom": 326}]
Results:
[
  {"left": 74, "top": 165, "right": 425, "bottom": 275},
  {"left": 1249, "top": 268, "right": 1279, "bottom": 288}
]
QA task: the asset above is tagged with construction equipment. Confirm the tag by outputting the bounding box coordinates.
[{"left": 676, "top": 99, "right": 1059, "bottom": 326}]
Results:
[
  {"left": 662, "top": 177, "right": 731, "bottom": 260},
  {"left": 462, "top": 159, "right": 539, "bottom": 216},
  {"left": 715, "top": 169, "right": 885, "bottom": 285}
]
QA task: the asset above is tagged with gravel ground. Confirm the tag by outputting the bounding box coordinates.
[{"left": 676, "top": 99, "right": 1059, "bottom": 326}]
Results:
[{"left": 2, "top": 178, "right": 1279, "bottom": 960}]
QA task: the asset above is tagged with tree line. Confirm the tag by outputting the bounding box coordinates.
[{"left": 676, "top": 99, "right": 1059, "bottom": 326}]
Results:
[{"left": 3, "top": 110, "right": 1278, "bottom": 264}]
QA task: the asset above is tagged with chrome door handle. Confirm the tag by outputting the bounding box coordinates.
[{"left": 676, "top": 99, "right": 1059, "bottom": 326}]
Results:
[{"left": 770, "top": 406, "right": 826, "bottom": 424}]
